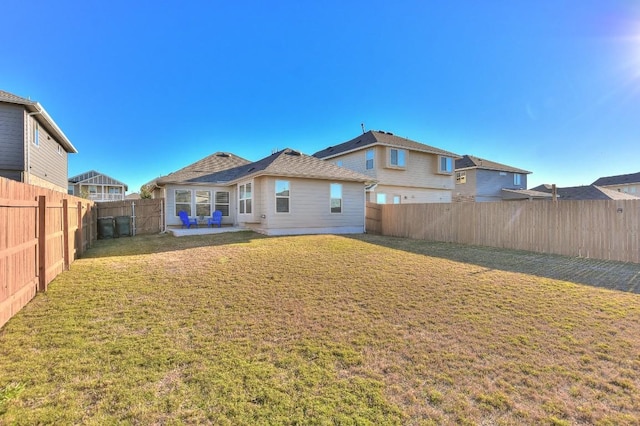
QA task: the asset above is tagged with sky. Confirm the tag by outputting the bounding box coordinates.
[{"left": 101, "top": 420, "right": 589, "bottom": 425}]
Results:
[{"left": 2, "top": 1, "right": 639, "bottom": 194}]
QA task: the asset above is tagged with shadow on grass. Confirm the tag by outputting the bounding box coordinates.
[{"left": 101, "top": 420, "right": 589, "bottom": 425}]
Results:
[
  {"left": 349, "top": 234, "right": 640, "bottom": 294},
  {"left": 81, "top": 231, "right": 269, "bottom": 259}
]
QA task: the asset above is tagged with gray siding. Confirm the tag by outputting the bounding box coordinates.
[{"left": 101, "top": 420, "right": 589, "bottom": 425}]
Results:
[
  {"left": 0, "top": 103, "right": 25, "bottom": 174},
  {"left": 27, "top": 115, "right": 69, "bottom": 189},
  {"left": 474, "top": 169, "right": 528, "bottom": 202}
]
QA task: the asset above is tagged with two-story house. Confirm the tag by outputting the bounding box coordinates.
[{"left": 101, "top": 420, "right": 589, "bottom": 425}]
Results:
[
  {"left": 313, "top": 130, "right": 460, "bottom": 204},
  {"left": 68, "top": 170, "right": 128, "bottom": 201},
  {"left": 592, "top": 172, "right": 640, "bottom": 195},
  {"left": 0, "top": 90, "right": 77, "bottom": 191},
  {"left": 454, "top": 155, "right": 531, "bottom": 202}
]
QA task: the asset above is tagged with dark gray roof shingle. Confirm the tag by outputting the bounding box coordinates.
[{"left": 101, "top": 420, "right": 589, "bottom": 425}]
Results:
[
  {"left": 456, "top": 155, "right": 530, "bottom": 174},
  {"left": 592, "top": 172, "right": 640, "bottom": 186},
  {"left": 530, "top": 184, "right": 640, "bottom": 200}
]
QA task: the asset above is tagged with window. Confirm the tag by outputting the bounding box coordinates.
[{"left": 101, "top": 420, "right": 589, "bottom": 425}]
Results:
[
  {"left": 335, "top": 160, "right": 343, "bottom": 167},
  {"left": 88, "top": 185, "right": 97, "bottom": 195},
  {"left": 175, "top": 189, "right": 192, "bottom": 216},
  {"left": 514, "top": 174, "right": 522, "bottom": 186},
  {"left": 108, "top": 187, "right": 121, "bottom": 194},
  {"left": 366, "top": 149, "right": 374, "bottom": 170},
  {"left": 196, "top": 190, "right": 211, "bottom": 217},
  {"left": 57, "top": 144, "right": 62, "bottom": 155},
  {"left": 438, "top": 156, "right": 452, "bottom": 174},
  {"left": 33, "top": 122, "right": 39, "bottom": 147},
  {"left": 239, "top": 183, "right": 252, "bottom": 214},
  {"left": 215, "top": 191, "right": 230, "bottom": 216},
  {"left": 393, "top": 195, "right": 401, "bottom": 204},
  {"left": 330, "top": 183, "right": 342, "bottom": 213},
  {"left": 390, "top": 148, "right": 406, "bottom": 167},
  {"left": 68, "top": 185, "right": 74, "bottom": 195},
  {"left": 276, "top": 180, "right": 290, "bottom": 213},
  {"left": 456, "top": 171, "right": 466, "bottom": 184},
  {"left": 376, "top": 193, "right": 387, "bottom": 204}
]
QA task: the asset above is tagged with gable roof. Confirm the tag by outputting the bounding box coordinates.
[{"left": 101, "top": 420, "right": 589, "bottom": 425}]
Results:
[
  {"left": 188, "top": 149, "right": 375, "bottom": 185},
  {"left": 456, "top": 155, "right": 531, "bottom": 174},
  {"left": 592, "top": 171, "right": 640, "bottom": 187},
  {"left": 0, "top": 89, "right": 78, "bottom": 154},
  {"left": 312, "top": 130, "right": 460, "bottom": 160},
  {"left": 155, "top": 152, "right": 251, "bottom": 185},
  {"left": 68, "top": 170, "right": 128, "bottom": 191},
  {"left": 530, "top": 184, "right": 640, "bottom": 201}
]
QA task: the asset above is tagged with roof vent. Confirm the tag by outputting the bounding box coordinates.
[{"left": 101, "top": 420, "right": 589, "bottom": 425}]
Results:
[
  {"left": 355, "top": 139, "right": 361, "bottom": 144},
  {"left": 247, "top": 167, "right": 255, "bottom": 172},
  {"left": 216, "top": 153, "right": 230, "bottom": 158},
  {"left": 386, "top": 132, "right": 393, "bottom": 135},
  {"left": 285, "top": 150, "right": 301, "bottom": 156}
]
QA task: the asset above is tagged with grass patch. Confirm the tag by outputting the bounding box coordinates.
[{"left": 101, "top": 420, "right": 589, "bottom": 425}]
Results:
[{"left": 1, "top": 232, "right": 640, "bottom": 424}]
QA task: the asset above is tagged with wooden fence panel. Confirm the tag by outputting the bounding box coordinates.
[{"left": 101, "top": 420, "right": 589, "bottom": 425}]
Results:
[
  {"left": 0, "top": 177, "right": 95, "bottom": 328},
  {"left": 372, "top": 200, "right": 640, "bottom": 264},
  {"left": 96, "top": 198, "right": 164, "bottom": 235}
]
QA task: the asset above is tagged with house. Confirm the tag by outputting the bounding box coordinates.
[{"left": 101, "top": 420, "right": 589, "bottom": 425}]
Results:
[
  {"left": 68, "top": 170, "right": 128, "bottom": 201},
  {"left": 0, "top": 89, "right": 78, "bottom": 191},
  {"left": 313, "top": 130, "right": 460, "bottom": 204},
  {"left": 592, "top": 172, "right": 640, "bottom": 196},
  {"left": 154, "top": 149, "right": 374, "bottom": 235},
  {"left": 454, "top": 155, "right": 531, "bottom": 202},
  {"left": 529, "top": 184, "right": 640, "bottom": 201}
]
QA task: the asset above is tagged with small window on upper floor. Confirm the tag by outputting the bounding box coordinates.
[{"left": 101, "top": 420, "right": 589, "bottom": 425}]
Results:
[
  {"left": 438, "top": 156, "right": 453, "bottom": 174},
  {"left": 456, "top": 171, "right": 466, "bottom": 184},
  {"left": 514, "top": 173, "right": 522, "bottom": 186},
  {"left": 376, "top": 193, "right": 387, "bottom": 204},
  {"left": 57, "top": 144, "right": 63, "bottom": 155},
  {"left": 33, "top": 122, "right": 39, "bottom": 147},
  {"left": 366, "top": 149, "right": 374, "bottom": 170},
  {"left": 335, "top": 160, "right": 343, "bottom": 167},
  {"left": 389, "top": 148, "right": 406, "bottom": 168}
]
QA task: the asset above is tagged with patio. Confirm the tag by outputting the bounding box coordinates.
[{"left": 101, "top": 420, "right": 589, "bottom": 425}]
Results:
[{"left": 167, "top": 225, "right": 246, "bottom": 237}]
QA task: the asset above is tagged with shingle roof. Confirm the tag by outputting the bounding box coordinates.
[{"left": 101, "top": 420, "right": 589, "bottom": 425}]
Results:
[
  {"left": 456, "top": 155, "right": 531, "bottom": 174},
  {"left": 189, "top": 148, "right": 374, "bottom": 185},
  {"left": 0, "top": 90, "right": 34, "bottom": 105},
  {"left": 68, "top": 170, "right": 128, "bottom": 190},
  {"left": 592, "top": 171, "right": 640, "bottom": 187},
  {"left": 312, "top": 130, "right": 460, "bottom": 159},
  {"left": 155, "top": 152, "right": 251, "bottom": 184},
  {"left": 530, "top": 184, "right": 640, "bottom": 201}
]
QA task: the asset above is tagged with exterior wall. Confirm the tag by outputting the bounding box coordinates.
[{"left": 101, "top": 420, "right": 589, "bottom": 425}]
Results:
[
  {"left": 164, "top": 184, "right": 236, "bottom": 227},
  {"left": 473, "top": 169, "right": 527, "bottom": 202},
  {"left": 454, "top": 169, "right": 478, "bottom": 202},
  {"left": 330, "top": 147, "right": 455, "bottom": 203},
  {"left": 71, "top": 183, "right": 126, "bottom": 201},
  {"left": 0, "top": 103, "right": 25, "bottom": 179},
  {"left": 26, "top": 114, "right": 69, "bottom": 190},
  {"left": 241, "top": 177, "right": 365, "bottom": 235},
  {"left": 601, "top": 184, "right": 639, "bottom": 195},
  {"left": 368, "top": 184, "right": 452, "bottom": 204}
]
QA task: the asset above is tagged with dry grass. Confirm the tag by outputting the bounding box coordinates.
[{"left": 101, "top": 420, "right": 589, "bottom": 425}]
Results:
[{"left": 1, "top": 232, "right": 639, "bottom": 425}]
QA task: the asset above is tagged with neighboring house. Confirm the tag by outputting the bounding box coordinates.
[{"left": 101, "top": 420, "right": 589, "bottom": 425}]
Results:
[
  {"left": 0, "top": 89, "right": 78, "bottom": 191},
  {"left": 454, "top": 155, "right": 531, "bottom": 202},
  {"left": 154, "top": 149, "right": 374, "bottom": 235},
  {"left": 592, "top": 172, "right": 640, "bottom": 195},
  {"left": 313, "top": 130, "right": 460, "bottom": 204},
  {"left": 68, "top": 170, "right": 128, "bottom": 201},
  {"left": 529, "top": 184, "right": 640, "bottom": 201}
]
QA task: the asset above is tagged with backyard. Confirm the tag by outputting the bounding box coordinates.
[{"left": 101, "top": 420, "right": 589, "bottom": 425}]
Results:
[{"left": 1, "top": 232, "right": 639, "bottom": 425}]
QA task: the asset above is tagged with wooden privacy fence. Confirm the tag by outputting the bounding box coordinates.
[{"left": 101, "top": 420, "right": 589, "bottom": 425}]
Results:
[
  {"left": 96, "top": 198, "right": 164, "bottom": 235},
  {"left": 367, "top": 200, "right": 640, "bottom": 264},
  {"left": 0, "top": 177, "right": 96, "bottom": 328}
]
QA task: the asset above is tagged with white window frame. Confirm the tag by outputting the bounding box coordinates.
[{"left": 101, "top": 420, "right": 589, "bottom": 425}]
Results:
[
  {"left": 366, "top": 149, "right": 374, "bottom": 170},
  {"left": 275, "top": 180, "right": 290, "bottom": 213},
  {"left": 239, "top": 183, "right": 252, "bottom": 214},
  {"left": 438, "top": 156, "right": 453, "bottom": 174},
  {"left": 456, "top": 171, "right": 466, "bottom": 184},
  {"left": 393, "top": 195, "right": 401, "bottom": 204},
  {"left": 215, "top": 191, "right": 230, "bottom": 216},
  {"left": 376, "top": 193, "right": 387, "bottom": 204},
  {"left": 33, "top": 122, "right": 39, "bottom": 147},
  {"left": 330, "top": 183, "right": 342, "bottom": 213},
  {"left": 175, "top": 189, "right": 192, "bottom": 216},
  {"left": 514, "top": 173, "right": 522, "bottom": 186},
  {"left": 389, "top": 148, "right": 406, "bottom": 168},
  {"left": 196, "top": 190, "right": 211, "bottom": 218}
]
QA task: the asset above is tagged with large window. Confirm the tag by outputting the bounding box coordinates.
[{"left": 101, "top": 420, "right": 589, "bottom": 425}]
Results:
[
  {"left": 196, "top": 190, "right": 211, "bottom": 217},
  {"left": 175, "top": 189, "right": 192, "bottom": 216},
  {"left": 366, "top": 149, "right": 374, "bottom": 170},
  {"left": 239, "top": 183, "right": 252, "bottom": 214},
  {"left": 276, "top": 180, "right": 290, "bottom": 213},
  {"left": 215, "top": 191, "right": 230, "bottom": 216},
  {"left": 438, "top": 156, "right": 453, "bottom": 174},
  {"left": 390, "top": 148, "right": 406, "bottom": 167},
  {"left": 514, "top": 174, "right": 522, "bottom": 186},
  {"left": 330, "top": 183, "right": 342, "bottom": 213}
]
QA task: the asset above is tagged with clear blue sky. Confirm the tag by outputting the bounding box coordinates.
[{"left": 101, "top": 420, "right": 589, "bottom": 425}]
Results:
[{"left": 2, "top": 1, "right": 639, "bottom": 193}]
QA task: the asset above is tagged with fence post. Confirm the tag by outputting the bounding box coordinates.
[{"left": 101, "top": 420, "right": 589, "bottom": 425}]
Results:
[
  {"left": 37, "top": 195, "right": 47, "bottom": 292},
  {"left": 62, "top": 198, "right": 70, "bottom": 270},
  {"left": 77, "top": 201, "right": 83, "bottom": 256}
]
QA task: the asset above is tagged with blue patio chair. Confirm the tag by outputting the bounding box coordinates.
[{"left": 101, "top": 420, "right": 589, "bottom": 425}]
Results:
[
  {"left": 179, "top": 211, "right": 198, "bottom": 228},
  {"left": 207, "top": 210, "right": 223, "bottom": 228}
]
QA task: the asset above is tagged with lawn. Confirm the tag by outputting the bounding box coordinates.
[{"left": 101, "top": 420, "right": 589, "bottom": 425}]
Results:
[{"left": 1, "top": 232, "right": 639, "bottom": 425}]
